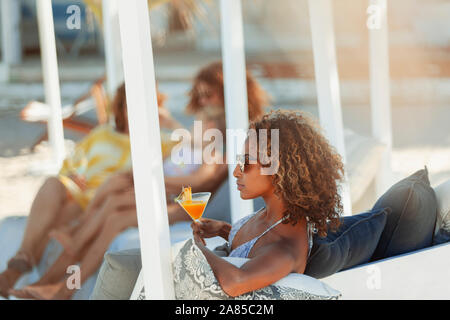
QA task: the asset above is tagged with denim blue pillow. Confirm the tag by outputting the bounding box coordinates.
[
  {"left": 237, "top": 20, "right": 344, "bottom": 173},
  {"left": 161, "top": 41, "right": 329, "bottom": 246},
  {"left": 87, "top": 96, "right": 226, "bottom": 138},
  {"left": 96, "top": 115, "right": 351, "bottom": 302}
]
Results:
[
  {"left": 370, "top": 167, "right": 437, "bottom": 261},
  {"left": 304, "top": 208, "right": 388, "bottom": 279}
]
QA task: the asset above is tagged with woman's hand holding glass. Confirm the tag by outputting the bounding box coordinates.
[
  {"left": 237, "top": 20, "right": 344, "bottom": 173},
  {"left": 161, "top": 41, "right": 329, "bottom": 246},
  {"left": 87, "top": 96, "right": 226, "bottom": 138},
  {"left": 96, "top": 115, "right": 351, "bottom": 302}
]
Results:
[{"left": 191, "top": 218, "right": 231, "bottom": 244}]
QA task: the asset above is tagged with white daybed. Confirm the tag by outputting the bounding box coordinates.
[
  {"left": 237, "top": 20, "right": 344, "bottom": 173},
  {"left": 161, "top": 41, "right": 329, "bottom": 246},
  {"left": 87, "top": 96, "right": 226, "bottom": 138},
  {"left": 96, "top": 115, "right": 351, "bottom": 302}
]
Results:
[
  {"left": 322, "top": 241, "right": 450, "bottom": 299},
  {"left": 128, "top": 236, "right": 450, "bottom": 300}
]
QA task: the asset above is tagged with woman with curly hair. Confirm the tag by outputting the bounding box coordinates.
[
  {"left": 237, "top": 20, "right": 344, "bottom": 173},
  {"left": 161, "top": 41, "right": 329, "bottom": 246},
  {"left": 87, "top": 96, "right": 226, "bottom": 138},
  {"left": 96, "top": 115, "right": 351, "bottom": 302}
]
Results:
[{"left": 191, "top": 110, "right": 344, "bottom": 297}]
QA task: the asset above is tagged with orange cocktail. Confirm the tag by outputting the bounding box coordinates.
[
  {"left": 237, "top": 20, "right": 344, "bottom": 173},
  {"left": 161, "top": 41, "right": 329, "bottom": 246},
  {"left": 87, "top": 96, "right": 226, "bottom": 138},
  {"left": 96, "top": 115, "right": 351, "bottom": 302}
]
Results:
[
  {"left": 175, "top": 187, "right": 211, "bottom": 221},
  {"left": 180, "top": 201, "right": 207, "bottom": 220}
]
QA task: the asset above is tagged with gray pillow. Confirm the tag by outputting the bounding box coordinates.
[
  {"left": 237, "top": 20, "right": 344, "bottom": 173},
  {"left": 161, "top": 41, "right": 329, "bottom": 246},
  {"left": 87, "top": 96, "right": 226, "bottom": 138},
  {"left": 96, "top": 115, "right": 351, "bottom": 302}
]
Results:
[
  {"left": 90, "top": 248, "right": 141, "bottom": 300},
  {"left": 90, "top": 242, "right": 233, "bottom": 300},
  {"left": 371, "top": 167, "right": 438, "bottom": 261}
]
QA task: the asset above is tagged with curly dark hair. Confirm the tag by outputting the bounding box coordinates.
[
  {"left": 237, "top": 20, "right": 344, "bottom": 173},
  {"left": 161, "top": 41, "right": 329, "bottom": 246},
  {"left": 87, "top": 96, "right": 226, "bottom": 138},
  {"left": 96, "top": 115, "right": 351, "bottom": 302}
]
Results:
[
  {"left": 186, "top": 61, "right": 269, "bottom": 121},
  {"left": 250, "top": 109, "right": 344, "bottom": 237}
]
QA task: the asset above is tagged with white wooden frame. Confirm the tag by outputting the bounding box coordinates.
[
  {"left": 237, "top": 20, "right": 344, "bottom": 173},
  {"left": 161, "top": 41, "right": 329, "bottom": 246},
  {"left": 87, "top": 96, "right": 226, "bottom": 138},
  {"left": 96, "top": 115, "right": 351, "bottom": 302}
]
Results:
[
  {"left": 102, "top": 0, "right": 124, "bottom": 98},
  {"left": 130, "top": 269, "right": 145, "bottom": 300},
  {"left": 118, "top": 0, "right": 174, "bottom": 300},
  {"left": 308, "top": 0, "right": 352, "bottom": 216},
  {"left": 368, "top": 0, "right": 393, "bottom": 197},
  {"left": 36, "top": 0, "right": 66, "bottom": 169},
  {"left": 323, "top": 242, "right": 450, "bottom": 299},
  {"left": 219, "top": 0, "right": 254, "bottom": 223},
  {"left": 0, "top": 0, "right": 22, "bottom": 82}
]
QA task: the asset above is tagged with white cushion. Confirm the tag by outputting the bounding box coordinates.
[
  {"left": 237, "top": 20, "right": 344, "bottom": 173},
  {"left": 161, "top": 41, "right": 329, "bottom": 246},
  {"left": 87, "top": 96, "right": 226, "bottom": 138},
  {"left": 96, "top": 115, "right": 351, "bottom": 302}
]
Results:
[
  {"left": 434, "top": 179, "right": 450, "bottom": 235},
  {"left": 223, "top": 257, "right": 341, "bottom": 298},
  {"left": 171, "top": 239, "right": 341, "bottom": 300}
]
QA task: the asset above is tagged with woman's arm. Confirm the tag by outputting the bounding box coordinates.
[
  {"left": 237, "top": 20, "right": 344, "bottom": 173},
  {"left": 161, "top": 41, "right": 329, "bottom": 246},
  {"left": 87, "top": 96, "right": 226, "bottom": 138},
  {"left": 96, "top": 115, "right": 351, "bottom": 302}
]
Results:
[
  {"left": 193, "top": 234, "right": 297, "bottom": 297},
  {"left": 82, "top": 170, "right": 133, "bottom": 219},
  {"left": 192, "top": 218, "right": 232, "bottom": 241},
  {"left": 159, "top": 107, "right": 183, "bottom": 130},
  {"left": 167, "top": 203, "right": 191, "bottom": 224},
  {"left": 164, "top": 162, "right": 228, "bottom": 196}
]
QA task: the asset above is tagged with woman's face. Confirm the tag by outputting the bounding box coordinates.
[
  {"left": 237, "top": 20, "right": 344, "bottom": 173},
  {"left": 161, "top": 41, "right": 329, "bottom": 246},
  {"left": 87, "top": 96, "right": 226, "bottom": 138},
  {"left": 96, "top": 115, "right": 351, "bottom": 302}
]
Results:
[
  {"left": 196, "top": 81, "right": 223, "bottom": 109},
  {"left": 233, "top": 139, "right": 275, "bottom": 200}
]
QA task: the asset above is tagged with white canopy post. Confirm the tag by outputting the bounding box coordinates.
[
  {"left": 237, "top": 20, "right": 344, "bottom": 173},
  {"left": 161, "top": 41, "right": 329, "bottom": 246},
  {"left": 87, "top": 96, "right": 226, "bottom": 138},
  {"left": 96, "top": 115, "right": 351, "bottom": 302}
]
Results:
[
  {"left": 0, "top": 0, "right": 22, "bottom": 82},
  {"left": 102, "top": 0, "right": 124, "bottom": 97},
  {"left": 118, "top": 0, "right": 175, "bottom": 299},
  {"left": 368, "top": 0, "right": 393, "bottom": 197},
  {"left": 219, "top": 0, "right": 254, "bottom": 223},
  {"left": 308, "top": 0, "right": 352, "bottom": 216},
  {"left": 36, "top": 0, "right": 65, "bottom": 168}
]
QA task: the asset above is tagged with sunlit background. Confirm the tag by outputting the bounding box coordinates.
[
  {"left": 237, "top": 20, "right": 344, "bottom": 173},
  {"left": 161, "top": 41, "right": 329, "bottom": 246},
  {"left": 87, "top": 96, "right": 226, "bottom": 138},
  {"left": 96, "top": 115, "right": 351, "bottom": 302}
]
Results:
[{"left": 1, "top": 0, "right": 450, "bottom": 218}]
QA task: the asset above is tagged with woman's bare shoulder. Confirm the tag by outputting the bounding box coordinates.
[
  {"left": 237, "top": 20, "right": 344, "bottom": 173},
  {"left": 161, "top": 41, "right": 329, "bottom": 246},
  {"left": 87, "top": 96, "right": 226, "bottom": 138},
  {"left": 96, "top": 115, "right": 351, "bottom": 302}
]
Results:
[
  {"left": 251, "top": 236, "right": 297, "bottom": 260},
  {"left": 252, "top": 232, "right": 308, "bottom": 272}
]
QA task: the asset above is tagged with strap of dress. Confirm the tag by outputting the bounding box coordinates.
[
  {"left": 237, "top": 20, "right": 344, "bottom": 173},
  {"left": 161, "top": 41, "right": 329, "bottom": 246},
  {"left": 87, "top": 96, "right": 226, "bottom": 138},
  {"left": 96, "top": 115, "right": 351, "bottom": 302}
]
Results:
[
  {"left": 228, "top": 206, "right": 266, "bottom": 244},
  {"left": 254, "top": 214, "right": 290, "bottom": 242},
  {"left": 307, "top": 222, "right": 314, "bottom": 257}
]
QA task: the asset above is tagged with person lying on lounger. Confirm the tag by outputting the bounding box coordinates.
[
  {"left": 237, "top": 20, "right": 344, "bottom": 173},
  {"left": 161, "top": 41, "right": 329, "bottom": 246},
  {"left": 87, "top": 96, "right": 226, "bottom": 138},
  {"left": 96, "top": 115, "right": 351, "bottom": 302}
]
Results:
[
  {"left": 0, "top": 83, "right": 168, "bottom": 298},
  {"left": 5, "top": 107, "right": 236, "bottom": 300},
  {"left": 190, "top": 110, "right": 344, "bottom": 296},
  {"left": 7, "top": 105, "right": 232, "bottom": 299},
  {"left": 9, "top": 170, "right": 137, "bottom": 300}
]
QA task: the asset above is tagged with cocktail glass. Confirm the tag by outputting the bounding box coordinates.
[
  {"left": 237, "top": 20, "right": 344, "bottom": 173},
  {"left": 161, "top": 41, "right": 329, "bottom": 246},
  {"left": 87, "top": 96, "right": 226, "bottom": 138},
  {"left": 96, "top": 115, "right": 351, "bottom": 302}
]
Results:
[{"left": 176, "top": 192, "right": 211, "bottom": 221}]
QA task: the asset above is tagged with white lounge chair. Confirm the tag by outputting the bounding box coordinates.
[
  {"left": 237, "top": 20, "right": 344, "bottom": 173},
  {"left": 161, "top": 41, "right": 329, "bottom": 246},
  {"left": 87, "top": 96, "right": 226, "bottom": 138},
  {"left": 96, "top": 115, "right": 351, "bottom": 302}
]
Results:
[
  {"left": 322, "top": 241, "right": 450, "bottom": 299},
  {"left": 20, "top": 76, "right": 108, "bottom": 149}
]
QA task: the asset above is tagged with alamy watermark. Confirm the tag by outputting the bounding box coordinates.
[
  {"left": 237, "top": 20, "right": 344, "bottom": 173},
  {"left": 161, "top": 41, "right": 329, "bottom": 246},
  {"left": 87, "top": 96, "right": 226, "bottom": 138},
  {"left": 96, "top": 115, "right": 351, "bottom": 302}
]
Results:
[
  {"left": 367, "top": 1, "right": 382, "bottom": 30},
  {"left": 366, "top": 265, "right": 382, "bottom": 290},
  {"left": 66, "top": 265, "right": 81, "bottom": 290},
  {"left": 66, "top": 5, "right": 81, "bottom": 30},
  {"left": 170, "top": 121, "right": 279, "bottom": 175}
]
